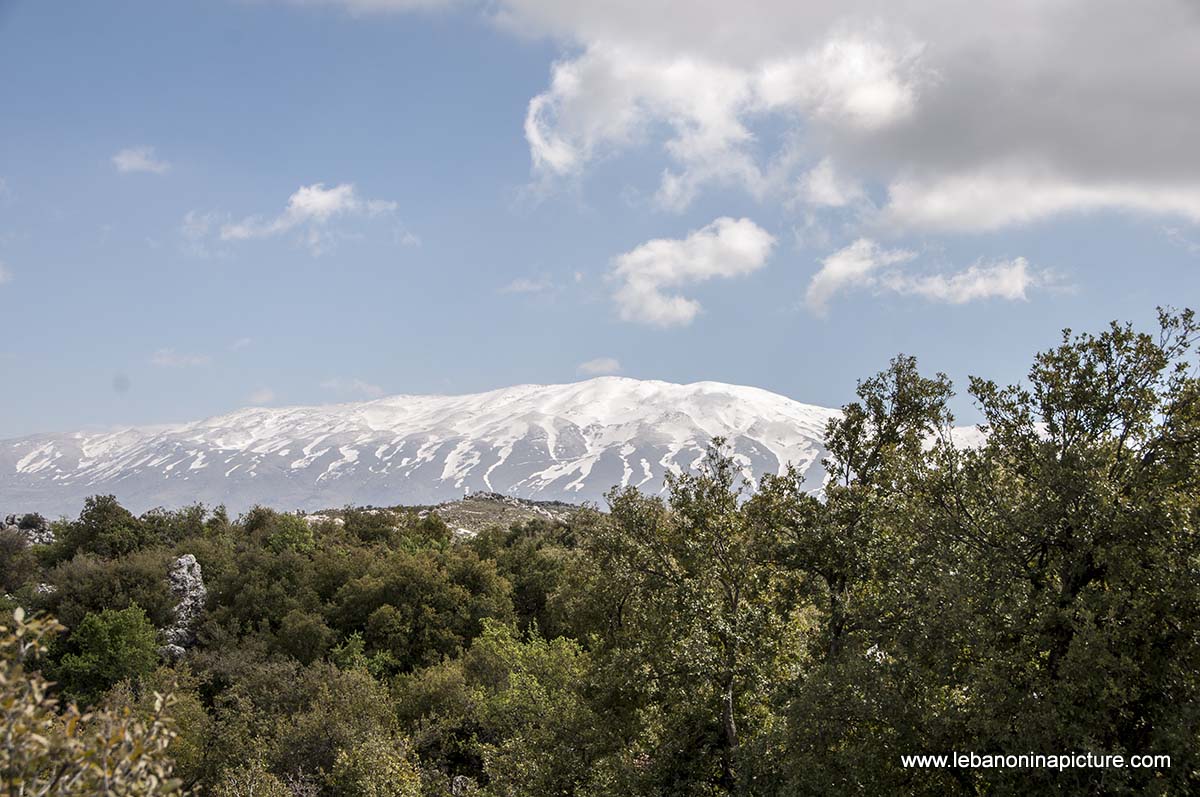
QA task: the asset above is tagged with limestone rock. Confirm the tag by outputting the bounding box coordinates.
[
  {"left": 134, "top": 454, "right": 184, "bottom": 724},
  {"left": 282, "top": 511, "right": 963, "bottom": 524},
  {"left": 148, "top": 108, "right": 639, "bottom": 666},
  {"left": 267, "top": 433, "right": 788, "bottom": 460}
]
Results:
[
  {"left": 160, "top": 554, "right": 207, "bottom": 661},
  {"left": 2, "top": 513, "right": 54, "bottom": 546}
]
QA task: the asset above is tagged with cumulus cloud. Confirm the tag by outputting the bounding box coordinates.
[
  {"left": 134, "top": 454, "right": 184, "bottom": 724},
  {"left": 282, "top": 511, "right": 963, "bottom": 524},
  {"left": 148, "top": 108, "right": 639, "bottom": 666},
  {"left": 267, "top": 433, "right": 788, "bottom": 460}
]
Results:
[
  {"left": 223, "top": 183, "right": 381, "bottom": 238},
  {"left": 112, "top": 146, "right": 170, "bottom": 175},
  {"left": 884, "top": 166, "right": 1200, "bottom": 232},
  {"left": 517, "top": 21, "right": 924, "bottom": 210},
  {"left": 204, "top": 183, "right": 399, "bottom": 255},
  {"left": 806, "top": 238, "right": 1043, "bottom": 315},
  {"left": 880, "top": 259, "right": 1037, "bottom": 304},
  {"left": 806, "top": 239, "right": 915, "bottom": 315},
  {"left": 265, "top": 0, "right": 1200, "bottom": 252},
  {"left": 151, "top": 348, "right": 211, "bottom": 367},
  {"left": 798, "top": 158, "right": 866, "bottom": 209},
  {"left": 611, "top": 217, "right": 774, "bottom": 327},
  {"left": 321, "top": 377, "right": 386, "bottom": 399},
  {"left": 577, "top": 357, "right": 621, "bottom": 376},
  {"left": 498, "top": 0, "right": 1200, "bottom": 230}
]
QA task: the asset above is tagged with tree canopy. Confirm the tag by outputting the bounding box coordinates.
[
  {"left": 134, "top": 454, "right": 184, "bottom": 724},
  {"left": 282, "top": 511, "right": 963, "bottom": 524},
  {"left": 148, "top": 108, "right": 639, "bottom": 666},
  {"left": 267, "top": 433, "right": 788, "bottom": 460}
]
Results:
[{"left": 3, "top": 310, "right": 1197, "bottom": 795}]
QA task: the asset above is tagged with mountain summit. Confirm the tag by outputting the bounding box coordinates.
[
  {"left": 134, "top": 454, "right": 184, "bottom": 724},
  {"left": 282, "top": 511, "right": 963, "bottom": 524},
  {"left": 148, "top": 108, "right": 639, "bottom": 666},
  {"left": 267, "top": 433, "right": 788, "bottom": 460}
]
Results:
[{"left": 1, "top": 377, "right": 840, "bottom": 515}]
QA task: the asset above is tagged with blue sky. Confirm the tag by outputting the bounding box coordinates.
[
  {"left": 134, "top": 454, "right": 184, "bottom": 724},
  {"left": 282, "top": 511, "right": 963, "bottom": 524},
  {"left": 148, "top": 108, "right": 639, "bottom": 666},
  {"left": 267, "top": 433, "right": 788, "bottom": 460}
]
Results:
[{"left": 2, "top": 0, "right": 1198, "bottom": 438}]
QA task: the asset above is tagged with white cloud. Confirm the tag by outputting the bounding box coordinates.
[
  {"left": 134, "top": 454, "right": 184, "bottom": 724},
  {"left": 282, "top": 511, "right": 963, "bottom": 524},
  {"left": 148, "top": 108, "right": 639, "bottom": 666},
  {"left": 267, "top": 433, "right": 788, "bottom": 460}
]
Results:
[
  {"left": 519, "top": 25, "right": 924, "bottom": 210},
  {"left": 395, "top": 228, "right": 422, "bottom": 247},
  {"left": 181, "top": 210, "right": 219, "bottom": 240},
  {"left": 884, "top": 166, "right": 1200, "bottom": 232},
  {"left": 321, "top": 377, "right": 386, "bottom": 399},
  {"left": 755, "top": 35, "right": 921, "bottom": 130},
  {"left": 806, "top": 238, "right": 1044, "bottom": 315},
  {"left": 269, "top": 1, "right": 1200, "bottom": 236},
  {"left": 806, "top": 238, "right": 915, "bottom": 315},
  {"left": 500, "top": 277, "right": 551, "bottom": 294},
  {"left": 215, "top": 183, "right": 398, "bottom": 255},
  {"left": 880, "top": 258, "right": 1038, "bottom": 304},
  {"left": 611, "top": 217, "right": 775, "bottom": 327},
  {"left": 231, "top": 337, "right": 253, "bottom": 350},
  {"left": 222, "top": 183, "right": 354, "bottom": 238},
  {"left": 151, "top": 348, "right": 211, "bottom": 367},
  {"left": 1164, "top": 226, "right": 1200, "bottom": 255},
  {"left": 0, "top": 260, "right": 11, "bottom": 285},
  {"left": 577, "top": 357, "right": 621, "bottom": 376},
  {"left": 112, "top": 146, "right": 170, "bottom": 175},
  {"left": 247, "top": 387, "right": 276, "bottom": 405},
  {"left": 501, "top": 0, "right": 1200, "bottom": 230},
  {"left": 798, "top": 158, "right": 866, "bottom": 208}
]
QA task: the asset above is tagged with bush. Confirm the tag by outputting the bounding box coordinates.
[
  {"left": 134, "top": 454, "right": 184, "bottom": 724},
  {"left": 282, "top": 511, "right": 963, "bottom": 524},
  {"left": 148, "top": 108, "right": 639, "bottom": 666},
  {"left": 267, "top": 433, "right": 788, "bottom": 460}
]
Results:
[
  {"left": 51, "top": 495, "right": 154, "bottom": 561},
  {"left": 328, "top": 731, "right": 422, "bottom": 797},
  {"left": 0, "top": 608, "right": 181, "bottom": 794},
  {"left": 0, "top": 528, "right": 36, "bottom": 592},
  {"left": 52, "top": 603, "right": 160, "bottom": 704}
]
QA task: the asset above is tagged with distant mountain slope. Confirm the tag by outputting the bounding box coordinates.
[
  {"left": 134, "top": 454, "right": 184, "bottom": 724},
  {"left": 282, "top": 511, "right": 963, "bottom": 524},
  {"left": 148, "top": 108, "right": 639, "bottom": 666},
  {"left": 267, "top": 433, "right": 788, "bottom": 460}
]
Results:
[{"left": 0, "top": 377, "right": 840, "bottom": 516}]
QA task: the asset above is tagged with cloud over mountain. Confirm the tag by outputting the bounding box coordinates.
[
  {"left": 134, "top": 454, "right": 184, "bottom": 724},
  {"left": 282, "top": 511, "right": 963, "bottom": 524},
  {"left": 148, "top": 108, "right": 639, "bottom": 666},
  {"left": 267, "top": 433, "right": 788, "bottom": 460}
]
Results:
[
  {"left": 611, "top": 217, "right": 775, "bottom": 326},
  {"left": 503, "top": 0, "right": 1200, "bottom": 230}
]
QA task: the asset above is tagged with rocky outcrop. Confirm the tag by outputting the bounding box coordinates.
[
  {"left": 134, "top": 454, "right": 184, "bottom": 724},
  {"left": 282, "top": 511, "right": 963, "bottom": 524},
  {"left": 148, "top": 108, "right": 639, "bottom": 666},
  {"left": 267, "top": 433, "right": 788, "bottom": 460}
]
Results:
[
  {"left": 160, "top": 554, "right": 207, "bottom": 661},
  {"left": 450, "top": 775, "right": 476, "bottom": 796},
  {"left": 2, "top": 513, "right": 54, "bottom": 546}
]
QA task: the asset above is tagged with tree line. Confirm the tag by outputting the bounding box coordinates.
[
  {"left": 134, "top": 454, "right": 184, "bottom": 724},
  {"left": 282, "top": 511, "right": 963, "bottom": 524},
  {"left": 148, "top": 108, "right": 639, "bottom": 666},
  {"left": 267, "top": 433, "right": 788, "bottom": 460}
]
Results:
[{"left": 2, "top": 309, "right": 1198, "bottom": 795}]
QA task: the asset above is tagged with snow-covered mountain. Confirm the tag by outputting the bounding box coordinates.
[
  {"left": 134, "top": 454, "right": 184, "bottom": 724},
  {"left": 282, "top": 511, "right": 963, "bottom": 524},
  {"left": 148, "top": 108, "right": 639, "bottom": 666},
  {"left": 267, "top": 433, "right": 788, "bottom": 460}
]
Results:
[{"left": 0, "top": 377, "right": 841, "bottom": 516}]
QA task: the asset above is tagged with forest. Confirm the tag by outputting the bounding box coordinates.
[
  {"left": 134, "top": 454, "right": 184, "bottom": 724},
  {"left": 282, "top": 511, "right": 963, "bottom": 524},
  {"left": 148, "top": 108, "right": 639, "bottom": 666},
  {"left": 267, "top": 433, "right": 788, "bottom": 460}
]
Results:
[{"left": 2, "top": 310, "right": 1198, "bottom": 796}]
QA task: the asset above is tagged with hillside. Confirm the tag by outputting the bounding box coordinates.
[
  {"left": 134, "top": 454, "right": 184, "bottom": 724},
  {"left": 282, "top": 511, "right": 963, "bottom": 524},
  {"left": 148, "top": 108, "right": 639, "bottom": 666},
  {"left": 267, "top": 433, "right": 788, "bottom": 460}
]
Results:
[{"left": 0, "top": 377, "right": 838, "bottom": 516}]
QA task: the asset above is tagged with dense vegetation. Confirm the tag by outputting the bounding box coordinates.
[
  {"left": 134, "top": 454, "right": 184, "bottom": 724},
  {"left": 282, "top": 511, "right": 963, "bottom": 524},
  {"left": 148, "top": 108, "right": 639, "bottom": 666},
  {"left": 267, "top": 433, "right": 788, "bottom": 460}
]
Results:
[{"left": 3, "top": 311, "right": 1198, "bottom": 795}]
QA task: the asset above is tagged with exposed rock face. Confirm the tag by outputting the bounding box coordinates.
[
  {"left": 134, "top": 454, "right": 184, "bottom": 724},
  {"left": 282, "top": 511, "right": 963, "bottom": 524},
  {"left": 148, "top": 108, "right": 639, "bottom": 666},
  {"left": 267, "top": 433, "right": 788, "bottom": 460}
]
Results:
[
  {"left": 161, "top": 554, "right": 207, "bottom": 661},
  {"left": 2, "top": 513, "right": 54, "bottom": 546},
  {"left": 420, "top": 493, "right": 581, "bottom": 539},
  {"left": 450, "top": 775, "right": 476, "bottom": 796}
]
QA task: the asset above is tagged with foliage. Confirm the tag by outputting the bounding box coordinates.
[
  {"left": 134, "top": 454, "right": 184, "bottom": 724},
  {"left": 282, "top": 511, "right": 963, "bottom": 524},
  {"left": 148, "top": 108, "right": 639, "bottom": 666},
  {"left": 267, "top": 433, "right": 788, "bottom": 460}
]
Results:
[
  {"left": 0, "top": 528, "right": 36, "bottom": 593},
  {"left": 2, "top": 310, "right": 1196, "bottom": 796},
  {"left": 51, "top": 604, "right": 160, "bottom": 705},
  {"left": 0, "top": 607, "right": 181, "bottom": 795},
  {"left": 50, "top": 495, "right": 156, "bottom": 562},
  {"left": 327, "top": 731, "right": 421, "bottom": 797}
]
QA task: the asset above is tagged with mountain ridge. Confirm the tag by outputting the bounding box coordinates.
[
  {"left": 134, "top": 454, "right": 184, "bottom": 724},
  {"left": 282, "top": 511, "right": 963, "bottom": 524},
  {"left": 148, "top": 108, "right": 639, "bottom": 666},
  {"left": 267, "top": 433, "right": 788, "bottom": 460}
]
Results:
[{"left": 1, "top": 377, "right": 841, "bottom": 516}]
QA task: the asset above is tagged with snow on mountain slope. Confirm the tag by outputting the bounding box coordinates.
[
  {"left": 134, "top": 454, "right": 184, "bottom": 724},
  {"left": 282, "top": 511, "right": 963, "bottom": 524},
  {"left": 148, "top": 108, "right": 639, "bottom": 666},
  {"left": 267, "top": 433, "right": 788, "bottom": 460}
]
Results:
[{"left": 0, "top": 377, "right": 841, "bottom": 516}]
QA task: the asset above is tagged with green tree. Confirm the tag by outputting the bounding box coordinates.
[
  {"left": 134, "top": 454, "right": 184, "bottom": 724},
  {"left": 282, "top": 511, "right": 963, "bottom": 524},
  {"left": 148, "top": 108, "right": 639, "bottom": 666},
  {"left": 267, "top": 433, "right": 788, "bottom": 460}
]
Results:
[
  {"left": 52, "top": 604, "right": 160, "bottom": 705},
  {"left": 343, "top": 507, "right": 400, "bottom": 545},
  {"left": 328, "top": 731, "right": 421, "bottom": 797},
  {"left": 0, "top": 528, "right": 36, "bottom": 593},
  {"left": 265, "top": 513, "right": 315, "bottom": 554},
  {"left": 579, "top": 440, "right": 794, "bottom": 793},
  {"left": 43, "top": 549, "right": 175, "bottom": 629},
  {"left": 211, "top": 758, "right": 290, "bottom": 797},
  {"left": 50, "top": 495, "right": 153, "bottom": 562},
  {"left": 911, "top": 309, "right": 1200, "bottom": 794},
  {"left": 273, "top": 609, "right": 333, "bottom": 665}
]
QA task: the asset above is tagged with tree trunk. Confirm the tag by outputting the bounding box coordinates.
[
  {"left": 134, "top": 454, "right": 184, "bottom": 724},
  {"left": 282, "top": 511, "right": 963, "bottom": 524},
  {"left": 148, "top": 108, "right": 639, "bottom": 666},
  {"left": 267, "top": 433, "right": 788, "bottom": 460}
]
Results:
[{"left": 719, "top": 671, "right": 738, "bottom": 791}]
